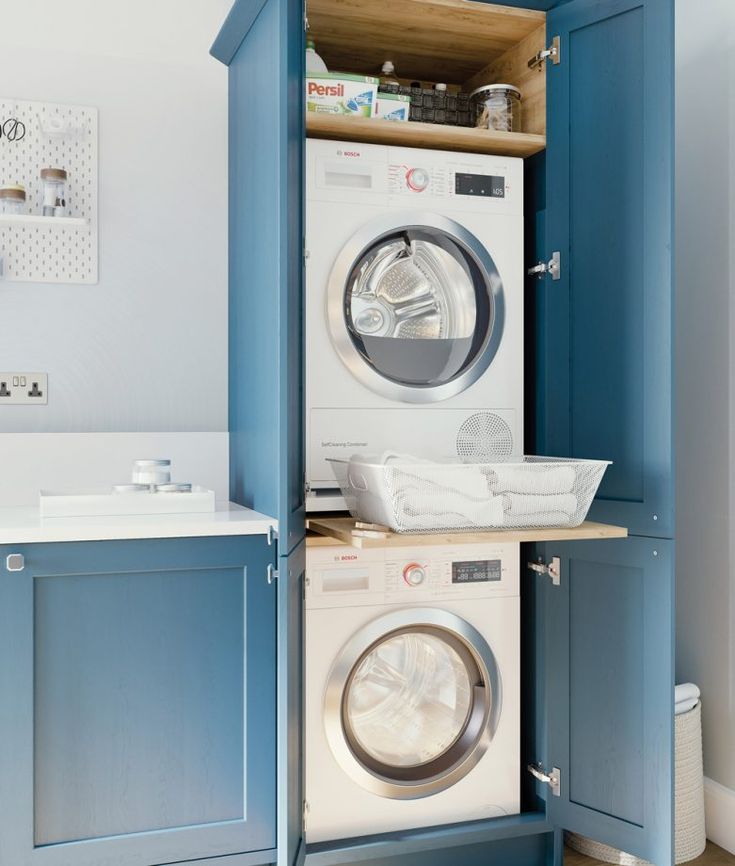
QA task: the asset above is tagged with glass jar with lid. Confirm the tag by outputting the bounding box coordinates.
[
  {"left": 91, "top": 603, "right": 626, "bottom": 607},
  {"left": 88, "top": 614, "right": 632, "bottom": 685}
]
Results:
[
  {"left": 40, "top": 167, "right": 68, "bottom": 216},
  {"left": 470, "top": 84, "right": 522, "bottom": 133},
  {"left": 0, "top": 184, "right": 26, "bottom": 214}
]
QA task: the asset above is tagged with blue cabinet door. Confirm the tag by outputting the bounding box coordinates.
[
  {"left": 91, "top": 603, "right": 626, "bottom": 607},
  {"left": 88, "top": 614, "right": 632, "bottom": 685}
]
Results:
[
  {"left": 213, "top": 0, "right": 305, "bottom": 557},
  {"left": 540, "top": 0, "right": 674, "bottom": 538},
  {"left": 534, "top": 538, "right": 674, "bottom": 866},
  {"left": 0, "top": 536, "right": 277, "bottom": 866}
]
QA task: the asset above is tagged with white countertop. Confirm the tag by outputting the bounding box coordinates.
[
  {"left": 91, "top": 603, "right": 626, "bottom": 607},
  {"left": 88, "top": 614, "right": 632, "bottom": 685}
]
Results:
[{"left": 0, "top": 502, "right": 277, "bottom": 545}]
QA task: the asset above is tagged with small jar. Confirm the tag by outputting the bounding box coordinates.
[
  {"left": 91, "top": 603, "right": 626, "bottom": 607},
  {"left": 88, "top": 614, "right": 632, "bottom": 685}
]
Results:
[
  {"left": 0, "top": 184, "right": 26, "bottom": 214},
  {"left": 470, "top": 84, "right": 522, "bottom": 133},
  {"left": 40, "top": 167, "right": 67, "bottom": 217},
  {"left": 132, "top": 459, "right": 171, "bottom": 486}
]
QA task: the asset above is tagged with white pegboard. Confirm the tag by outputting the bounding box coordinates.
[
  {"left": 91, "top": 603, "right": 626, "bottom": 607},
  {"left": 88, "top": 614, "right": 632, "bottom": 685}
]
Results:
[{"left": 0, "top": 98, "right": 98, "bottom": 284}]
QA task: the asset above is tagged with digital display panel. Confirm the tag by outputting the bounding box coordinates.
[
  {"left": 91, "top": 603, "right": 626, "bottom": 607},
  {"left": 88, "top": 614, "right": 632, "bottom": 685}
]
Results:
[
  {"left": 455, "top": 173, "right": 505, "bottom": 198},
  {"left": 451, "top": 560, "right": 502, "bottom": 583}
]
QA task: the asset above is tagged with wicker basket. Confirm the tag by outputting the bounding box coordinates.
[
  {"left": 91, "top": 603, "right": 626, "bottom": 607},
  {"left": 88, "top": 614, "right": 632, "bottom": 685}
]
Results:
[{"left": 566, "top": 701, "right": 706, "bottom": 865}]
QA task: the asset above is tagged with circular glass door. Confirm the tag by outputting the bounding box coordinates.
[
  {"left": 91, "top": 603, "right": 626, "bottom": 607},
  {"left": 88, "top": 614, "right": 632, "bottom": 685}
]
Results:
[
  {"left": 324, "top": 609, "right": 502, "bottom": 799},
  {"left": 327, "top": 215, "right": 505, "bottom": 404}
]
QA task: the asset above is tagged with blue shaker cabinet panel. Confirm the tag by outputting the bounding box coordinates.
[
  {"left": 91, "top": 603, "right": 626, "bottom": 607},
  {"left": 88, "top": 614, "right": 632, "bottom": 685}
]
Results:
[
  {"left": 221, "top": 0, "right": 305, "bottom": 557},
  {"left": 0, "top": 536, "right": 277, "bottom": 866},
  {"left": 535, "top": 537, "right": 674, "bottom": 866},
  {"left": 213, "top": 1, "right": 306, "bottom": 864},
  {"left": 541, "top": 0, "right": 674, "bottom": 538}
]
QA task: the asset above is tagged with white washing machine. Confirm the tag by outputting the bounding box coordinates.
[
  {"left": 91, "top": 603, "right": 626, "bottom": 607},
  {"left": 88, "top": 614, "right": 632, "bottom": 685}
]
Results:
[
  {"left": 306, "top": 139, "right": 524, "bottom": 509},
  {"left": 305, "top": 542, "right": 520, "bottom": 843}
]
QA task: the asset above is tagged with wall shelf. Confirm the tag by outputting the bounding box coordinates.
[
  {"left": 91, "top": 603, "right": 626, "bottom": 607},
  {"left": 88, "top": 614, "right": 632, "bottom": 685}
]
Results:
[
  {"left": 306, "top": 113, "right": 546, "bottom": 158},
  {"left": 0, "top": 214, "right": 89, "bottom": 228},
  {"left": 306, "top": 516, "right": 628, "bottom": 549}
]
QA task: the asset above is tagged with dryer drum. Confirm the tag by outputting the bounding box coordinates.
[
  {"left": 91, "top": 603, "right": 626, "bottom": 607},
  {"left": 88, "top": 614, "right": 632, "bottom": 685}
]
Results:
[
  {"left": 327, "top": 213, "right": 506, "bottom": 404},
  {"left": 324, "top": 608, "right": 503, "bottom": 799}
]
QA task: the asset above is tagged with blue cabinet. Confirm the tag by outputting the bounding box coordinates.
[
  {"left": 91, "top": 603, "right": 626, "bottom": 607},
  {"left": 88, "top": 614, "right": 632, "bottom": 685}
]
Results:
[
  {"left": 534, "top": 537, "right": 674, "bottom": 866},
  {"left": 213, "top": 0, "right": 676, "bottom": 863},
  {"left": 0, "top": 536, "right": 277, "bottom": 866}
]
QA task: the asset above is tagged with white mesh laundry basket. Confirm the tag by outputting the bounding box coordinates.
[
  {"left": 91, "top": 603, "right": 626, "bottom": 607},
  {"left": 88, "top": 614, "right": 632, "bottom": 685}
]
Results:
[
  {"left": 565, "top": 702, "right": 706, "bottom": 865},
  {"left": 328, "top": 455, "right": 610, "bottom": 533}
]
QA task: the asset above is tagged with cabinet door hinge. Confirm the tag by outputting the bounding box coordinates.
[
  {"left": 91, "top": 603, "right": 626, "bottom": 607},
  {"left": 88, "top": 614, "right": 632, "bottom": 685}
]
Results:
[
  {"left": 528, "top": 251, "right": 561, "bottom": 281},
  {"left": 267, "top": 563, "right": 279, "bottom": 585},
  {"left": 528, "top": 35, "right": 560, "bottom": 70},
  {"left": 527, "top": 556, "right": 561, "bottom": 586},
  {"left": 303, "top": 800, "right": 309, "bottom": 830},
  {"left": 527, "top": 763, "right": 561, "bottom": 797}
]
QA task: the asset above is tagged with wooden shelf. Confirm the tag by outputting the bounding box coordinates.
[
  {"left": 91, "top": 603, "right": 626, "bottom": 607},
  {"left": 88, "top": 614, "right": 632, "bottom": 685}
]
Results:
[
  {"left": 306, "top": 112, "right": 546, "bottom": 158},
  {"left": 306, "top": 516, "right": 628, "bottom": 549},
  {"left": 307, "top": 0, "right": 545, "bottom": 85}
]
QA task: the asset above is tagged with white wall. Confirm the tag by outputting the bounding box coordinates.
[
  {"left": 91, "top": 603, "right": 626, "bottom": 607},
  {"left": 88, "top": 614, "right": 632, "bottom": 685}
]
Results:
[
  {"left": 0, "top": 0, "right": 232, "bottom": 433},
  {"left": 675, "top": 0, "right": 735, "bottom": 820}
]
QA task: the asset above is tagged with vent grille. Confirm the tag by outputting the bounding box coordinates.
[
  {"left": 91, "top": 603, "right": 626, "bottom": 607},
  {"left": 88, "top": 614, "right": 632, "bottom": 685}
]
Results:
[{"left": 456, "top": 412, "right": 514, "bottom": 462}]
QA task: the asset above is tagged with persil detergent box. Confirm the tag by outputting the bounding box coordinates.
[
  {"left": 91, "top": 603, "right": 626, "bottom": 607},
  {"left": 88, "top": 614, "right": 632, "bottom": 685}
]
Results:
[
  {"left": 375, "top": 93, "right": 410, "bottom": 122},
  {"left": 306, "top": 73, "right": 378, "bottom": 117}
]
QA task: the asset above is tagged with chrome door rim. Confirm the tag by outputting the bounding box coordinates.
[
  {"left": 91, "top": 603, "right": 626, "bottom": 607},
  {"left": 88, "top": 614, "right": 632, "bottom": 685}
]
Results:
[
  {"left": 326, "top": 212, "right": 506, "bottom": 404},
  {"left": 323, "top": 607, "right": 502, "bottom": 799}
]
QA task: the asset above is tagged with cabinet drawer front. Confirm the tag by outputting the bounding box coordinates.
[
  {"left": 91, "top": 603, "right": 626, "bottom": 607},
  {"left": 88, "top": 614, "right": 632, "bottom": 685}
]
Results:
[{"left": 0, "top": 537, "right": 276, "bottom": 866}]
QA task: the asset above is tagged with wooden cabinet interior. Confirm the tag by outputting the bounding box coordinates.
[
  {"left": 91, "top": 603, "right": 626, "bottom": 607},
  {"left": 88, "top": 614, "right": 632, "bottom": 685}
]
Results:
[{"left": 306, "top": 0, "right": 547, "bottom": 154}]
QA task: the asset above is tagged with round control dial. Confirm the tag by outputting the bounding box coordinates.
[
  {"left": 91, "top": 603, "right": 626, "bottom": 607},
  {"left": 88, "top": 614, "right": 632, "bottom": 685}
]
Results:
[
  {"left": 402, "top": 563, "right": 427, "bottom": 586},
  {"left": 405, "top": 167, "right": 430, "bottom": 192}
]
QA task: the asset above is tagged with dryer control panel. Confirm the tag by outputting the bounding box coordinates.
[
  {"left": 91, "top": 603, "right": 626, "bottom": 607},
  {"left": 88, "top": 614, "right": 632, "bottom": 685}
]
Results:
[{"left": 305, "top": 542, "right": 519, "bottom": 608}]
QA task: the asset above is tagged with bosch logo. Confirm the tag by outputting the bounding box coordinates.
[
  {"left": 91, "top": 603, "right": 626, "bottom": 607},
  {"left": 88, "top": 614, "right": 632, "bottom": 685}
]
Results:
[
  {"left": 337, "top": 149, "right": 361, "bottom": 158},
  {"left": 335, "top": 554, "right": 358, "bottom": 561}
]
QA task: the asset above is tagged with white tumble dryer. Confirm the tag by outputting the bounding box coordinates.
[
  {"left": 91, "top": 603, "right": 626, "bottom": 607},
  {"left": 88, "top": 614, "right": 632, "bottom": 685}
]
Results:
[
  {"left": 304, "top": 542, "right": 520, "bottom": 843},
  {"left": 305, "top": 139, "right": 524, "bottom": 509}
]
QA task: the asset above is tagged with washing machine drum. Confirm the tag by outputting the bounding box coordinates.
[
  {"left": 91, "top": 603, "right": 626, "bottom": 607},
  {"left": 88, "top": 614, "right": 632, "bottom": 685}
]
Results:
[
  {"left": 327, "top": 214, "right": 505, "bottom": 404},
  {"left": 324, "top": 608, "right": 502, "bottom": 799}
]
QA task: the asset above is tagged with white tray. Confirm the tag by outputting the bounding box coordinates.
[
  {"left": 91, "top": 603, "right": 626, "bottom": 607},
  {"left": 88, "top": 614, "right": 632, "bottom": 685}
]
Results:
[{"left": 39, "top": 486, "right": 216, "bottom": 518}]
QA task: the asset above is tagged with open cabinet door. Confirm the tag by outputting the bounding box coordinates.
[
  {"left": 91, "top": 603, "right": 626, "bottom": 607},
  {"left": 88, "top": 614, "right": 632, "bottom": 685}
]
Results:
[
  {"left": 535, "top": 538, "right": 674, "bottom": 866},
  {"left": 535, "top": 0, "right": 676, "bottom": 863},
  {"left": 541, "top": 0, "right": 674, "bottom": 539},
  {"left": 214, "top": 0, "right": 305, "bottom": 554},
  {"left": 212, "top": 2, "right": 305, "bottom": 865}
]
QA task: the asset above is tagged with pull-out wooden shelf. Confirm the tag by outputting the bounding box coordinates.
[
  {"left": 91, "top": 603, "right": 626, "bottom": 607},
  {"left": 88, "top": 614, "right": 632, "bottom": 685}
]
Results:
[
  {"left": 306, "top": 516, "right": 628, "bottom": 549},
  {"left": 306, "top": 113, "right": 546, "bottom": 158}
]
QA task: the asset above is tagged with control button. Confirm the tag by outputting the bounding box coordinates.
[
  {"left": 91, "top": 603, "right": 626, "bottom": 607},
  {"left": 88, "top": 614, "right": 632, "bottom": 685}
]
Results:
[
  {"left": 406, "top": 167, "right": 430, "bottom": 192},
  {"left": 403, "top": 563, "right": 426, "bottom": 586}
]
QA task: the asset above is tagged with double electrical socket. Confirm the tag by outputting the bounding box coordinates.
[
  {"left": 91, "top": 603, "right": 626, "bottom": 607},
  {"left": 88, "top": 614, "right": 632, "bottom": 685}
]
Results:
[{"left": 0, "top": 372, "right": 48, "bottom": 405}]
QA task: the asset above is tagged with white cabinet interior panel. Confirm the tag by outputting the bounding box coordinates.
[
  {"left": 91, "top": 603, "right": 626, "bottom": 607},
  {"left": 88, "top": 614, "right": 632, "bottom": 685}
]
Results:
[{"left": 0, "top": 98, "right": 98, "bottom": 283}]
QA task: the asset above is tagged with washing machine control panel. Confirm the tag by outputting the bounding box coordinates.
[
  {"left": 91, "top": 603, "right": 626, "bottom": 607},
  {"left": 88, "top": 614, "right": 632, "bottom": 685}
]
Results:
[
  {"left": 381, "top": 545, "right": 519, "bottom": 600},
  {"left": 387, "top": 161, "right": 512, "bottom": 203},
  {"left": 305, "top": 543, "right": 519, "bottom": 607}
]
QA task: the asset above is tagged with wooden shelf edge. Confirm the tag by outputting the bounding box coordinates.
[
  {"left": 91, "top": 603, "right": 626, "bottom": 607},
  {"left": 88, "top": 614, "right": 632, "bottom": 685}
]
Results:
[
  {"left": 306, "top": 517, "right": 628, "bottom": 549},
  {"left": 306, "top": 113, "right": 546, "bottom": 158}
]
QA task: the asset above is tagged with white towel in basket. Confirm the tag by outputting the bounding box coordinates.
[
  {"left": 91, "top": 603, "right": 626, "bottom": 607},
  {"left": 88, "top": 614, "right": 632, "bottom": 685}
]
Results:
[
  {"left": 387, "top": 458, "right": 504, "bottom": 529},
  {"left": 383, "top": 454, "right": 490, "bottom": 502},
  {"left": 393, "top": 489, "right": 505, "bottom": 530},
  {"left": 489, "top": 464, "right": 577, "bottom": 495},
  {"left": 504, "top": 492, "right": 579, "bottom": 517}
]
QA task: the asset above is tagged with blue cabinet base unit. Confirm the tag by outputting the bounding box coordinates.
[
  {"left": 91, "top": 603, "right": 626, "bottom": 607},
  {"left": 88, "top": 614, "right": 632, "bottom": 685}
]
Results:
[
  {"left": 0, "top": 536, "right": 277, "bottom": 866},
  {"left": 303, "top": 813, "right": 553, "bottom": 866}
]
